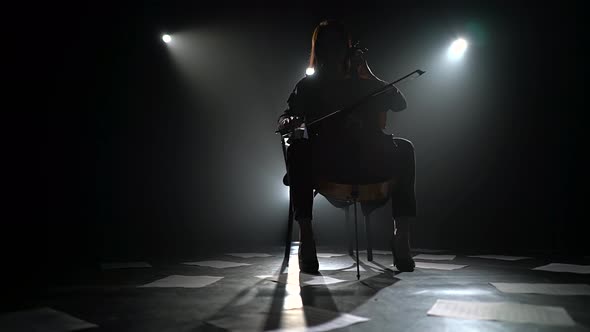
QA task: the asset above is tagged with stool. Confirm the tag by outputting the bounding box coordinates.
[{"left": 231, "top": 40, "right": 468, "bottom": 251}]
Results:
[
  {"left": 279, "top": 135, "right": 395, "bottom": 279},
  {"left": 315, "top": 178, "right": 395, "bottom": 262}
]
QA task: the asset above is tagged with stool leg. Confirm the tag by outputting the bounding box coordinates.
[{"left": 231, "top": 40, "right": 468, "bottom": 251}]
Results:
[
  {"left": 284, "top": 196, "right": 294, "bottom": 263},
  {"left": 354, "top": 200, "right": 360, "bottom": 280},
  {"left": 365, "top": 213, "right": 373, "bottom": 262},
  {"left": 345, "top": 205, "right": 353, "bottom": 255}
]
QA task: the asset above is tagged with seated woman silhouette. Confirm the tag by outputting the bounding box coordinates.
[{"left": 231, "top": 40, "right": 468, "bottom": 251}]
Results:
[{"left": 278, "top": 19, "right": 416, "bottom": 273}]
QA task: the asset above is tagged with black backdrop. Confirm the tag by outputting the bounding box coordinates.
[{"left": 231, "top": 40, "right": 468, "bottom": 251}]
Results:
[{"left": 10, "top": 2, "right": 586, "bottom": 289}]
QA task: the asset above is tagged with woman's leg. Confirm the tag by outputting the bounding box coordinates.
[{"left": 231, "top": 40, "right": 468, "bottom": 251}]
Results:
[
  {"left": 287, "top": 140, "right": 314, "bottom": 221},
  {"left": 287, "top": 139, "right": 318, "bottom": 273},
  {"left": 389, "top": 137, "right": 417, "bottom": 272},
  {"left": 390, "top": 137, "right": 417, "bottom": 217}
]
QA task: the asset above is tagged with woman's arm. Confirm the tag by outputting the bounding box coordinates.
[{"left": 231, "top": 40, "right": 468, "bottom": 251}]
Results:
[{"left": 278, "top": 78, "right": 308, "bottom": 131}]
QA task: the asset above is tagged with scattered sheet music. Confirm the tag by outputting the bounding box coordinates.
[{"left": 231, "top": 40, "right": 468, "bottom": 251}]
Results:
[
  {"left": 490, "top": 283, "right": 590, "bottom": 296},
  {"left": 468, "top": 255, "right": 531, "bottom": 261},
  {"left": 0, "top": 307, "right": 98, "bottom": 332},
  {"left": 316, "top": 253, "right": 347, "bottom": 258},
  {"left": 225, "top": 253, "right": 273, "bottom": 258},
  {"left": 427, "top": 299, "right": 575, "bottom": 326},
  {"left": 183, "top": 260, "right": 251, "bottom": 268},
  {"left": 532, "top": 263, "right": 590, "bottom": 274},
  {"left": 413, "top": 254, "right": 456, "bottom": 261},
  {"left": 412, "top": 262, "right": 467, "bottom": 270}
]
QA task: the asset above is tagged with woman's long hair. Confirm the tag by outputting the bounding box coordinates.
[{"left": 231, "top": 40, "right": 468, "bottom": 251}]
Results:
[{"left": 308, "top": 20, "right": 352, "bottom": 73}]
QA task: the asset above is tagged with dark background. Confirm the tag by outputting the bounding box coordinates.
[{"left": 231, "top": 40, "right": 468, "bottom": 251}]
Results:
[{"left": 11, "top": 2, "right": 586, "bottom": 289}]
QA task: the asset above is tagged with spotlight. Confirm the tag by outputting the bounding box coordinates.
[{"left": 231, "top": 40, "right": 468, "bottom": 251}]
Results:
[
  {"left": 162, "top": 34, "right": 172, "bottom": 44},
  {"left": 306, "top": 67, "right": 315, "bottom": 76},
  {"left": 447, "top": 38, "right": 468, "bottom": 60}
]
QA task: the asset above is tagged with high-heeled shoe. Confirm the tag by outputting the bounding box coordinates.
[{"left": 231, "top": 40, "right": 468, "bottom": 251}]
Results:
[
  {"left": 392, "top": 239, "right": 415, "bottom": 272},
  {"left": 298, "top": 240, "right": 319, "bottom": 274},
  {"left": 392, "top": 218, "right": 415, "bottom": 272}
]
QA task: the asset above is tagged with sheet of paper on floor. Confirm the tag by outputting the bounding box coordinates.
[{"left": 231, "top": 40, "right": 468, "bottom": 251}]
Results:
[
  {"left": 411, "top": 262, "right": 467, "bottom": 270},
  {"left": 491, "top": 283, "right": 590, "bottom": 295},
  {"left": 316, "top": 253, "right": 347, "bottom": 258},
  {"left": 303, "top": 276, "right": 348, "bottom": 286},
  {"left": 319, "top": 263, "right": 356, "bottom": 271},
  {"left": 413, "top": 254, "right": 456, "bottom": 260},
  {"left": 0, "top": 307, "right": 98, "bottom": 332},
  {"left": 100, "top": 262, "right": 152, "bottom": 269},
  {"left": 256, "top": 275, "right": 276, "bottom": 279},
  {"left": 139, "top": 275, "right": 223, "bottom": 288},
  {"left": 268, "top": 308, "right": 370, "bottom": 332},
  {"left": 427, "top": 299, "right": 575, "bottom": 326},
  {"left": 532, "top": 263, "right": 590, "bottom": 274},
  {"left": 468, "top": 255, "right": 531, "bottom": 261},
  {"left": 359, "top": 249, "right": 392, "bottom": 255},
  {"left": 207, "top": 306, "right": 369, "bottom": 332},
  {"left": 183, "top": 260, "right": 251, "bottom": 268},
  {"left": 225, "top": 253, "right": 273, "bottom": 258}
]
